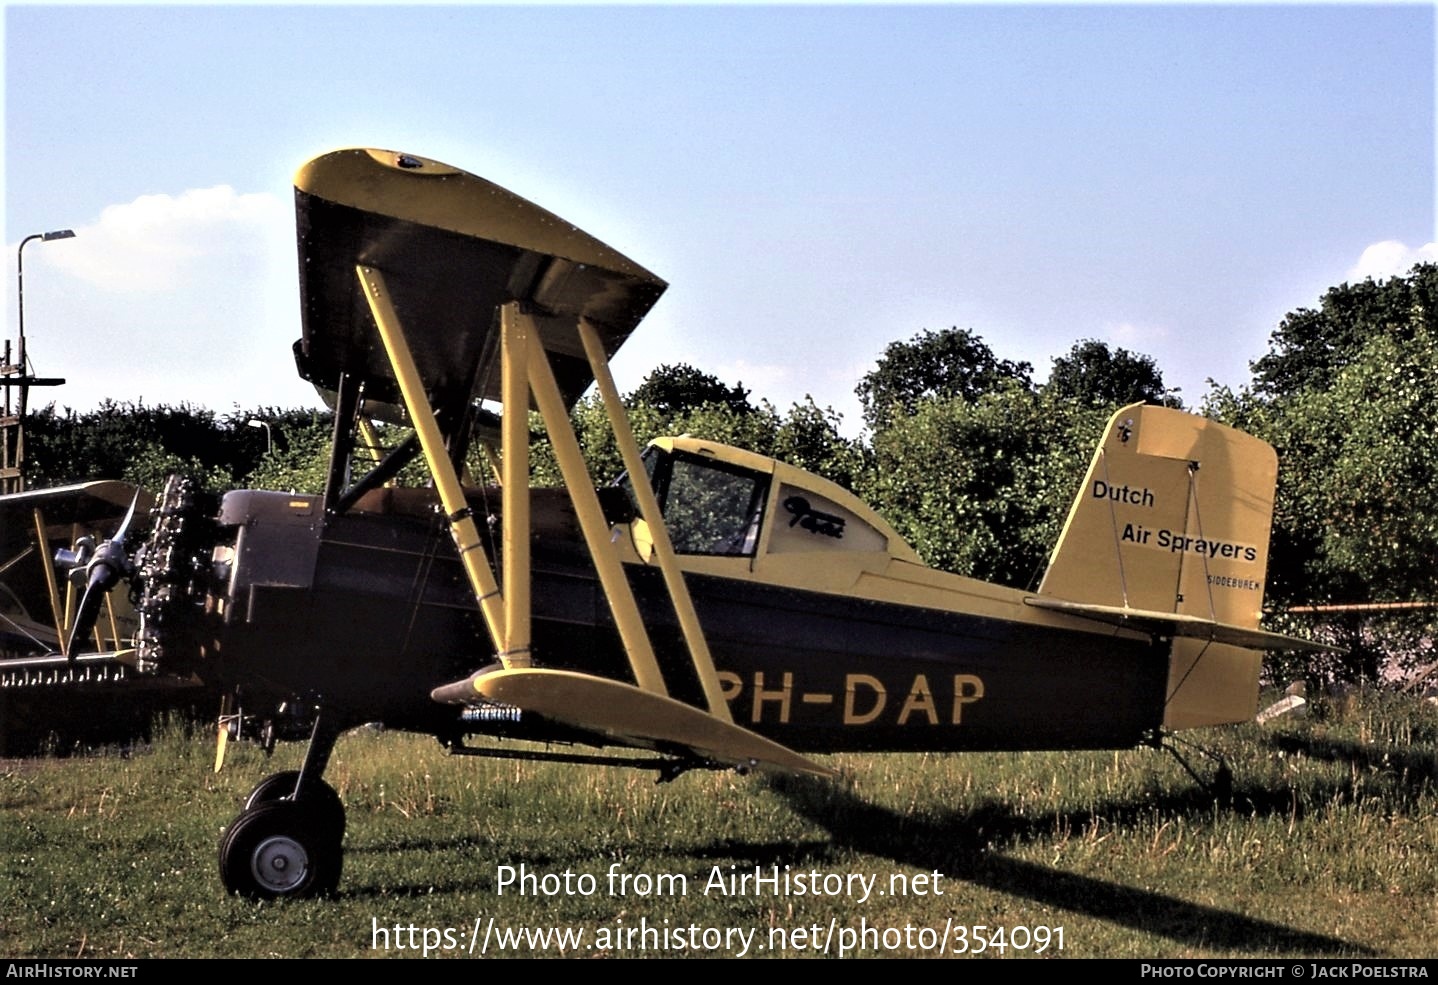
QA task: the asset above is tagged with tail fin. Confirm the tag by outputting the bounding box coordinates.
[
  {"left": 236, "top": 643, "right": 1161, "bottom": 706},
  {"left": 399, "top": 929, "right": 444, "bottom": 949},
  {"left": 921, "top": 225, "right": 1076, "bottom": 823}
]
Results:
[
  {"left": 1039, "top": 402, "right": 1276, "bottom": 625},
  {"left": 1037, "top": 403, "right": 1278, "bottom": 729}
]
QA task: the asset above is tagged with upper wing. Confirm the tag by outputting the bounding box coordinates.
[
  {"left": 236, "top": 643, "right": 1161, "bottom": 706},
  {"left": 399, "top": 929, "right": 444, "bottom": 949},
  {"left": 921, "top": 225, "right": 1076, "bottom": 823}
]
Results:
[{"left": 292, "top": 148, "right": 667, "bottom": 424}]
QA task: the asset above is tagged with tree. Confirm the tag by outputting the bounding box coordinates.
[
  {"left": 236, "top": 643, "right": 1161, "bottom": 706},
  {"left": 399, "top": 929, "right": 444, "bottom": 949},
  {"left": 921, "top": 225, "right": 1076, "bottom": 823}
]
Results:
[
  {"left": 242, "top": 413, "right": 337, "bottom": 493},
  {"left": 23, "top": 401, "right": 334, "bottom": 493},
  {"left": 532, "top": 396, "right": 780, "bottom": 490},
  {"left": 626, "top": 363, "right": 754, "bottom": 416},
  {"left": 855, "top": 327, "right": 1033, "bottom": 431},
  {"left": 1251, "top": 263, "right": 1438, "bottom": 399},
  {"left": 1210, "top": 266, "right": 1438, "bottom": 685},
  {"left": 1269, "top": 327, "right": 1438, "bottom": 593},
  {"left": 860, "top": 383, "right": 1106, "bottom": 586},
  {"left": 531, "top": 362, "right": 771, "bottom": 489},
  {"left": 771, "top": 398, "right": 869, "bottom": 493},
  {"left": 1044, "top": 339, "right": 1176, "bottom": 408},
  {"left": 529, "top": 383, "right": 869, "bottom": 505},
  {"left": 25, "top": 401, "right": 237, "bottom": 489}
]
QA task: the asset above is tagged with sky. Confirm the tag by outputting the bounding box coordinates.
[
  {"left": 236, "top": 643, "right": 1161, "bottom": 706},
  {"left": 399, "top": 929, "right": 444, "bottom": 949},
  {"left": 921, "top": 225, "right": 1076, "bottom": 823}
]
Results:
[{"left": 3, "top": 3, "right": 1434, "bottom": 436}]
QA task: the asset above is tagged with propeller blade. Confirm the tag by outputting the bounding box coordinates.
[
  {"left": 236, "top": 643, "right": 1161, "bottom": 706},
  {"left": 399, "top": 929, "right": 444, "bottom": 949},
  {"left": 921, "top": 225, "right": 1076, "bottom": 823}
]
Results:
[
  {"left": 111, "top": 490, "right": 142, "bottom": 548},
  {"left": 64, "top": 567, "right": 111, "bottom": 661},
  {"left": 61, "top": 494, "right": 143, "bottom": 662}
]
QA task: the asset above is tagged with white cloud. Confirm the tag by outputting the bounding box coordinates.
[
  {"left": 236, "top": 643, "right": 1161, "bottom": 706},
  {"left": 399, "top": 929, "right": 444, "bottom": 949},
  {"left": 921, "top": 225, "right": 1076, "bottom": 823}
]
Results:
[
  {"left": 714, "top": 358, "right": 791, "bottom": 395},
  {"left": 44, "top": 186, "right": 290, "bottom": 293},
  {"left": 1104, "top": 321, "right": 1170, "bottom": 349},
  {"left": 11, "top": 185, "right": 310, "bottom": 413},
  {"left": 1347, "top": 240, "right": 1438, "bottom": 283}
]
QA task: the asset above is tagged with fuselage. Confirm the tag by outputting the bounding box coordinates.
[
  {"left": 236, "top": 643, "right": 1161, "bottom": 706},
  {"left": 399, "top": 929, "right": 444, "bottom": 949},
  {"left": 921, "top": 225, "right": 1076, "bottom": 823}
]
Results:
[{"left": 156, "top": 440, "right": 1169, "bottom": 756}]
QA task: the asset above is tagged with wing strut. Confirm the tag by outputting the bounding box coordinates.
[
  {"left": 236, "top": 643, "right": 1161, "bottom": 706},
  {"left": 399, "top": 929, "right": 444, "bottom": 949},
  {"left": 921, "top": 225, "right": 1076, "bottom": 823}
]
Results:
[
  {"left": 499, "top": 303, "right": 531, "bottom": 667},
  {"left": 359, "top": 261, "right": 828, "bottom": 775},
  {"left": 359, "top": 263, "right": 668, "bottom": 690},
  {"left": 520, "top": 306, "right": 669, "bottom": 695},
  {"left": 359, "top": 264, "right": 514, "bottom": 663},
  {"left": 577, "top": 318, "right": 732, "bottom": 721},
  {"left": 33, "top": 507, "right": 66, "bottom": 657}
]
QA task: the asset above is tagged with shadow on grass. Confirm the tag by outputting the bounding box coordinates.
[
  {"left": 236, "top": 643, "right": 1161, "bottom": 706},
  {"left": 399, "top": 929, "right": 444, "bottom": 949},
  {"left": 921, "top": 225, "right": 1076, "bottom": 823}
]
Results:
[
  {"left": 327, "top": 732, "right": 1421, "bottom": 943},
  {"left": 1258, "top": 730, "right": 1438, "bottom": 788},
  {"left": 762, "top": 772, "right": 1374, "bottom": 956}
]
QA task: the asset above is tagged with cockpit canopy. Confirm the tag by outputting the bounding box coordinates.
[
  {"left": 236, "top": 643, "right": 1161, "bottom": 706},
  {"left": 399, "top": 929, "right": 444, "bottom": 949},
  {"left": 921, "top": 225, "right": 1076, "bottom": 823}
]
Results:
[{"left": 622, "top": 437, "right": 920, "bottom": 567}]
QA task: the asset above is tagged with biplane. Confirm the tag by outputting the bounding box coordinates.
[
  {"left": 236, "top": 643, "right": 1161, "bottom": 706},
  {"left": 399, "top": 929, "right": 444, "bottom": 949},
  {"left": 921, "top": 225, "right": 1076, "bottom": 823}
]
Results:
[
  {"left": 26, "top": 148, "right": 1331, "bottom": 899},
  {"left": 0, "top": 481, "right": 209, "bottom": 754}
]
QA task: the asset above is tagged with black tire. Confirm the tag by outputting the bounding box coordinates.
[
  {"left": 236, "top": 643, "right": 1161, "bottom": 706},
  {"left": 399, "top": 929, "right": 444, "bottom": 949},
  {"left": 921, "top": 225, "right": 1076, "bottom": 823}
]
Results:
[
  {"left": 243, "top": 770, "right": 346, "bottom": 842},
  {"left": 218, "top": 800, "right": 342, "bottom": 900}
]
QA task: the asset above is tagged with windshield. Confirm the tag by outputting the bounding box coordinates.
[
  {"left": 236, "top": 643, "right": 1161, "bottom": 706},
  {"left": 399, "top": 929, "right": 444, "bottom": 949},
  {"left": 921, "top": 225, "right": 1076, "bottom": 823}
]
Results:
[{"left": 619, "top": 448, "right": 769, "bottom": 557}]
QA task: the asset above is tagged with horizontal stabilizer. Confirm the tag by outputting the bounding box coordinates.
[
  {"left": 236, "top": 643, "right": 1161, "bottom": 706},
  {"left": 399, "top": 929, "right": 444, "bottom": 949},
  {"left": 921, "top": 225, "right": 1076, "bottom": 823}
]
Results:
[
  {"left": 1023, "top": 597, "right": 1342, "bottom": 654},
  {"left": 433, "top": 668, "right": 837, "bottom": 779}
]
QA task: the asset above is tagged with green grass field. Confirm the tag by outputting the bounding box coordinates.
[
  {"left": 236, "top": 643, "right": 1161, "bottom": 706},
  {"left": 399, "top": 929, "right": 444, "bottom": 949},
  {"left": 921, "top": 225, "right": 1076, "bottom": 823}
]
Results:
[{"left": 2, "top": 689, "right": 1435, "bottom": 959}]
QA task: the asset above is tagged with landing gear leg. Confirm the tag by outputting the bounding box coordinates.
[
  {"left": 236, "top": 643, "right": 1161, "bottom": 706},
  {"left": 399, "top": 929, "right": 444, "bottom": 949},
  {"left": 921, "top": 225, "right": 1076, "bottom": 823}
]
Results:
[
  {"left": 1162, "top": 736, "right": 1233, "bottom": 807},
  {"left": 219, "top": 708, "right": 348, "bottom": 899}
]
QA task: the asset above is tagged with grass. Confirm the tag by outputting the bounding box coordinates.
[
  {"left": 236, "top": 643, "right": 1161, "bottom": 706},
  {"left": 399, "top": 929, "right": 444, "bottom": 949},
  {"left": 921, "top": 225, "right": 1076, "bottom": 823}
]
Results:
[{"left": 2, "top": 689, "right": 1436, "bottom": 959}]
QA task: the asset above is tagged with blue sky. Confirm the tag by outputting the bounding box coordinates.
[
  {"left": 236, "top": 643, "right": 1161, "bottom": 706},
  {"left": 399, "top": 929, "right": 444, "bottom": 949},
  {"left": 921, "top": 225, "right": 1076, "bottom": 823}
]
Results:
[{"left": 4, "top": 4, "right": 1434, "bottom": 435}]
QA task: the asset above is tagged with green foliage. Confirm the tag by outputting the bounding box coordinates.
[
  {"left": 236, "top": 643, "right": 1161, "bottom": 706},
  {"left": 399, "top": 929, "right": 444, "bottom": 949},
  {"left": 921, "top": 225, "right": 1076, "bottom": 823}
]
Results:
[
  {"left": 1045, "top": 339, "right": 1176, "bottom": 408},
  {"left": 856, "top": 327, "right": 1034, "bottom": 431},
  {"left": 25, "top": 401, "right": 233, "bottom": 488},
  {"left": 1268, "top": 326, "right": 1438, "bottom": 602},
  {"left": 625, "top": 362, "right": 754, "bottom": 416},
  {"left": 527, "top": 364, "right": 770, "bottom": 489},
  {"left": 770, "top": 398, "right": 870, "bottom": 492},
  {"left": 1259, "top": 326, "right": 1438, "bottom": 684},
  {"left": 862, "top": 384, "right": 1106, "bottom": 586},
  {"left": 23, "top": 402, "right": 331, "bottom": 494},
  {"left": 1212, "top": 266, "right": 1438, "bottom": 685},
  {"left": 1251, "top": 263, "right": 1438, "bottom": 399},
  {"left": 117, "top": 444, "right": 231, "bottom": 493},
  {"left": 532, "top": 387, "right": 867, "bottom": 495},
  {"left": 243, "top": 414, "right": 335, "bottom": 493},
  {"left": 529, "top": 397, "right": 779, "bottom": 489}
]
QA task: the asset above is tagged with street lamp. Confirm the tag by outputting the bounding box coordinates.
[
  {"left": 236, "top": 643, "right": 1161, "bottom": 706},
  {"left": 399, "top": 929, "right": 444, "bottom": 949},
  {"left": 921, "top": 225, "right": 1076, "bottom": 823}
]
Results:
[
  {"left": 248, "top": 418, "right": 273, "bottom": 454},
  {"left": 17, "top": 229, "right": 76, "bottom": 367},
  {"left": 5, "top": 229, "right": 75, "bottom": 493}
]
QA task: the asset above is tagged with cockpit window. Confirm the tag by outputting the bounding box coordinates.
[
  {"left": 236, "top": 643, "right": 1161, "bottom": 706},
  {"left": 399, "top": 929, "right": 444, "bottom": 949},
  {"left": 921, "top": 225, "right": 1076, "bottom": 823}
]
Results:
[{"left": 624, "top": 449, "right": 769, "bottom": 557}]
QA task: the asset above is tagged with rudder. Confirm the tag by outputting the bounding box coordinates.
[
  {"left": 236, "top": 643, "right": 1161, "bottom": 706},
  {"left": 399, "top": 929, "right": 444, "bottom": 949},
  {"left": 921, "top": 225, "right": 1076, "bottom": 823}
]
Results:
[{"left": 1038, "top": 403, "right": 1278, "bottom": 728}]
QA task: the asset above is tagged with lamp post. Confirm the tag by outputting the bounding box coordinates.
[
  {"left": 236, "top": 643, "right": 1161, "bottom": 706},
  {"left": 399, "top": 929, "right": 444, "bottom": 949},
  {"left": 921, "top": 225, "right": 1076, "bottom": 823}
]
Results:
[
  {"left": 17, "top": 229, "right": 76, "bottom": 376},
  {"left": 4, "top": 229, "right": 75, "bottom": 493},
  {"left": 248, "top": 418, "right": 273, "bottom": 454}
]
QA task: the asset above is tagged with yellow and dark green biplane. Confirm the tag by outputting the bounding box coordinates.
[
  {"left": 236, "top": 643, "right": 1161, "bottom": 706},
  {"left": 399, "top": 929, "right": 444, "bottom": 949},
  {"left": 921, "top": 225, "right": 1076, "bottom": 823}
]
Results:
[{"left": 10, "top": 149, "right": 1332, "bottom": 899}]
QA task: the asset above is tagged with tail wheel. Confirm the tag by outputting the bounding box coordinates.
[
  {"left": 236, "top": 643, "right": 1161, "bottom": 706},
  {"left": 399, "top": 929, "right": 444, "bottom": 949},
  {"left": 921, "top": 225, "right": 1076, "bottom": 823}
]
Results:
[
  {"left": 243, "top": 770, "right": 346, "bottom": 841},
  {"left": 218, "top": 801, "right": 341, "bottom": 900}
]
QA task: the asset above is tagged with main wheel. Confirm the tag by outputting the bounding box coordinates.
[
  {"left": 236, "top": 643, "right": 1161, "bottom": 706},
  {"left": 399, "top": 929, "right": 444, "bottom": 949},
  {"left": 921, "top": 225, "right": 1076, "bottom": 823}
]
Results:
[
  {"left": 243, "top": 770, "right": 346, "bottom": 841},
  {"left": 218, "top": 800, "right": 341, "bottom": 900}
]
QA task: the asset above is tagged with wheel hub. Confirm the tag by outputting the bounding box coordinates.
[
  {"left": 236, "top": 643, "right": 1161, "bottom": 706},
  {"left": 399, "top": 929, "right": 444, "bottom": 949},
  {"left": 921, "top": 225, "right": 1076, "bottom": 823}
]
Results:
[{"left": 251, "top": 834, "right": 310, "bottom": 893}]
